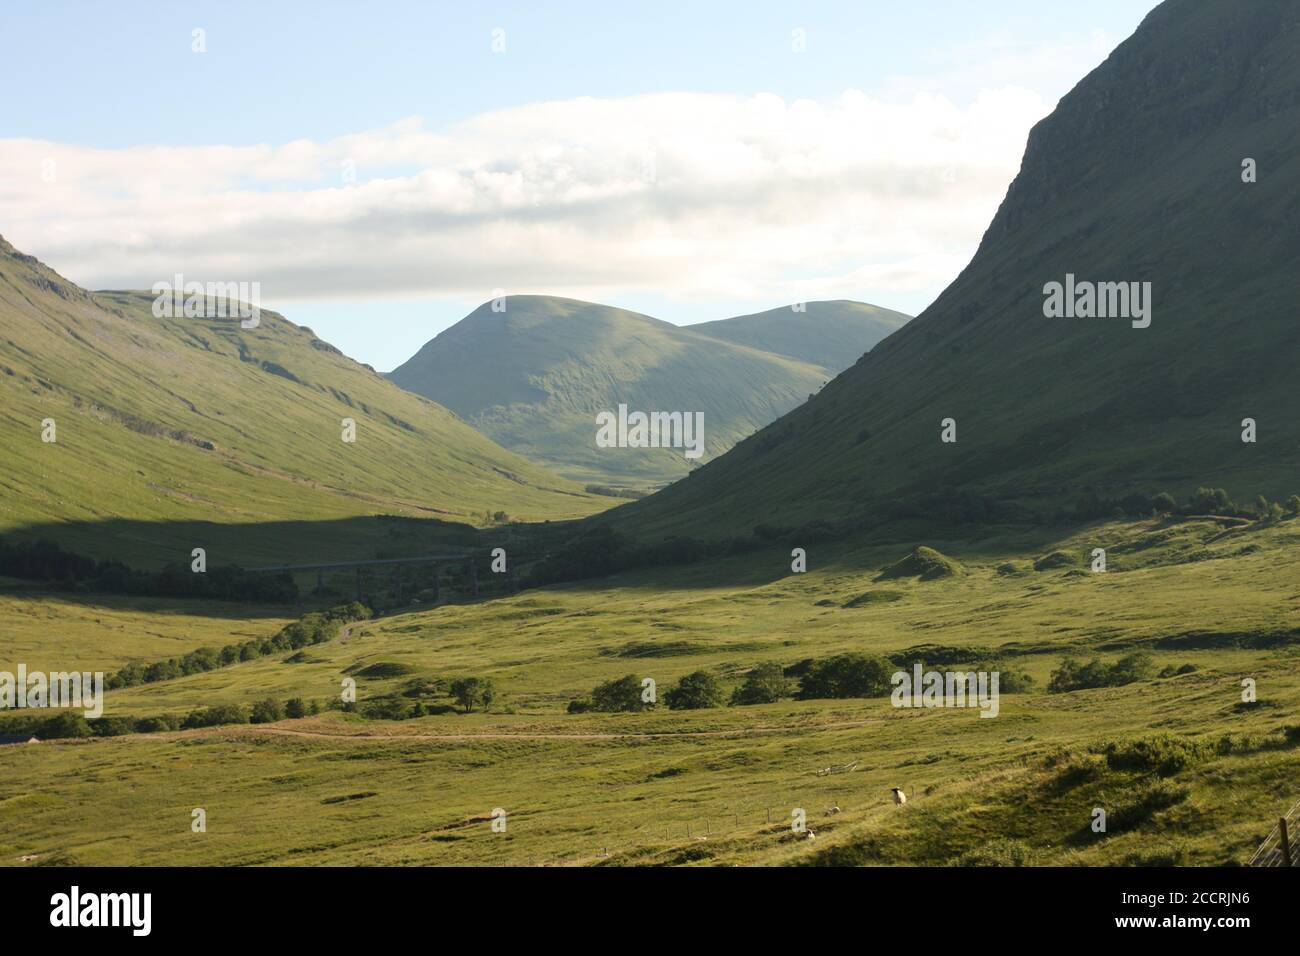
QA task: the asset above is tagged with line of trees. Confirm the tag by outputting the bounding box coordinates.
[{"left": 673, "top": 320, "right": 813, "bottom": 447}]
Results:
[
  {"left": 567, "top": 652, "right": 1036, "bottom": 713},
  {"left": 0, "top": 537, "right": 296, "bottom": 602},
  {"left": 105, "top": 602, "right": 370, "bottom": 690}
]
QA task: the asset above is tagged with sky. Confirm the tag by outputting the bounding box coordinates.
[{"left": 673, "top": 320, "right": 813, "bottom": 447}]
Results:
[{"left": 1, "top": 0, "right": 1162, "bottom": 371}]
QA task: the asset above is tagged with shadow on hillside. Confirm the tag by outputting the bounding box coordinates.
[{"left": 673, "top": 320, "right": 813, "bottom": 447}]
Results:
[
  {"left": 2, "top": 514, "right": 494, "bottom": 570},
  {"left": 0, "top": 583, "right": 298, "bottom": 620}
]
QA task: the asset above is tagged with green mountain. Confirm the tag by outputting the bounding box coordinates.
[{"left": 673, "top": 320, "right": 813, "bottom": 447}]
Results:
[
  {"left": 611, "top": 0, "right": 1300, "bottom": 540},
  {"left": 388, "top": 295, "right": 907, "bottom": 486},
  {"left": 0, "top": 237, "right": 606, "bottom": 566},
  {"left": 686, "top": 300, "right": 908, "bottom": 373}
]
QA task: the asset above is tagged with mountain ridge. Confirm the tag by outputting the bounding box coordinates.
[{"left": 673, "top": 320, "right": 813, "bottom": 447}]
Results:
[
  {"left": 606, "top": 0, "right": 1300, "bottom": 540},
  {"left": 388, "top": 294, "right": 907, "bottom": 485}
]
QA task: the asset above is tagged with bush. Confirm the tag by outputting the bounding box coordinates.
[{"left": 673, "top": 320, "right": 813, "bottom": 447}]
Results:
[
  {"left": 284, "top": 698, "right": 307, "bottom": 719},
  {"left": 1048, "top": 653, "right": 1154, "bottom": 693},
  {"left": 449, "top": 677, "right": 495, "bottom": 713},
  {"left": 663, "top": 671, "right": 723, "bottom": 710},
  {"left": 181, "top": 703, "right": 248, "bottom": 729},
  {"left": 1103, "top": 734, "right": 1209, "bottom": 776},
  {"left": 590, "top": 674, "right": 650, "bottom": 712},
  {"left": 136, "top": 715, "right": 180, "bottom": 733},
  {"left": 250, "top": 698, "right": 284, "bottom": 724},
  {"left": 566, "top": 696, "right": 594, "bottom": 714},
  {"left": 798, "top": 653, "right": 893, "bottom": 700},
  {"left": 730, "top": 662, "right": 791, "bottom": 705}
]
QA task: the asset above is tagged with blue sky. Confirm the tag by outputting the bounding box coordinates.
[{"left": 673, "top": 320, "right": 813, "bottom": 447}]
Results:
[{"left": 3, "top": 0, "right": 1161, "bottom": 370}]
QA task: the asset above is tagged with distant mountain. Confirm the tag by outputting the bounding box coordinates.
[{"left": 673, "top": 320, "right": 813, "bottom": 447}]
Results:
[
  {"left": 610, "top": 0, "right": 1300, "bottom": 540},
  {"left": 687, "top": 300, "right": 908, "bottom": 373},
  {"left": 0, "top": 237, "right": 605, "bottom": 566},
  {"left": 388, "top": 295, "right": 907, "bottom": 486}
]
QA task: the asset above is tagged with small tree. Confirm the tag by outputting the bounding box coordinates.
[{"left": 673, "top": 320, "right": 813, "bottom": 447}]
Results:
[
  {"left": 591, "top": 674, "right": 647, "bottom": 712},
  {"left": 663, "top": 671, "right": 723, "bottom": 710},
  {"left": 730, "top": 662, "right": 791, "bottom": 705},
  {"left": 797, "top": 653, "right": 893, "bottom": 700},
  {"left": 1286, "top": 495, "right": 1300, "bottom": 516},
  {"left": 284, "top": 698, "right": 307, "bottom": 719},
  {"left": 250, "top": 698, "right": 284, "bottom": 724},
  {"left": 450, "top": 677, "right": 495, "bottom": 713}
]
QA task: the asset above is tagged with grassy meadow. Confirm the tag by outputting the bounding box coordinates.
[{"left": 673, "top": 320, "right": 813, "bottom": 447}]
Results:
[{"left": 2, "top": 512, "right": 1297, "bottom": 866}]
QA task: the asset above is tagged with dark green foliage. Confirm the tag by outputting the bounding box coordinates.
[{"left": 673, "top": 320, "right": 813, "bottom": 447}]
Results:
[
  {"left": 105, "top": 602, "right": 370, "bottom": 689},
  {"left": 730, "top": 662, "right": 791, "bottom": 705},
  {"left": 181, "top": 704, "right": 248, "bottom": 729},
  {"left": 797, "top": 653, "right": 893, "bottom": 699},
  {"left": 250, "top": 698, "right": 284, "bottom": 724},
  {"left": 1048, "top": 653, "right": 1154, "bottom": 693},
  {"left": 1103, "top": 734, "right": 1210, "bottom": 776},
  {"left": 0, "top": 537, "right": 296, "bottom": 601},
  {"left": 590, "top": 674, "right": 650, "bottom": 712},
  {"left": 449, "top": 676, "right": 495, "bottom": 713},
  {"left": 662, "top": 671, "right": 723, "bottom": 710}
]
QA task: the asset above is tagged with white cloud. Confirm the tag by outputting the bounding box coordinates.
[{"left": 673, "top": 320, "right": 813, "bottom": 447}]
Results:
[{"left": 0, "top": 87, "right": 1053, "bottom": 309}]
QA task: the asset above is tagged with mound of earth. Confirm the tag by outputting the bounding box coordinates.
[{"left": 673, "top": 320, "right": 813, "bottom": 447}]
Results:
[
  {"left": 1033, "top": 551, "right": 1079, "bottom": 571},
  {"left": 874, "top": 547, "right": 963, "bottom": 582}
]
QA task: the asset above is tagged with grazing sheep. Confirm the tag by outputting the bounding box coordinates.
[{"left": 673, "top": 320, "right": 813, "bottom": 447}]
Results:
[
  {"left": 828, "top": 804, "right": 841, "bottom": 815},
  {"left": 891, "top": 788, "right": 907, "bottom": 806}
]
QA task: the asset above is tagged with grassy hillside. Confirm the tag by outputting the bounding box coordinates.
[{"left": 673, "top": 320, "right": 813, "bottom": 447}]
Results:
[
  {"left": 610, "top": 0, "right": 1300, "bottom": 541},
  {"left": 3, "top": 511, "right": 1298, "bottom": 865},
  {"left": 686, "top": 300, "right": 909, "bottom": 373},
  {"left": 387, "top": 296, "right": 869, "bottom": 486},
  {"left": 0, "top": 239, "right": 607, "bottom": 566}
]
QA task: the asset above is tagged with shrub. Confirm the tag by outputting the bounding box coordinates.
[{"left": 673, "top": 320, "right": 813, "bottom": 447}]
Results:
[
  {"left": 663, "top": 671, "right": 723, "bottom": 710},
  {"left": 284, "top": 698, "right": 307, "bottom": 719},
  {"left": 135, "top": 715, "right": 180, "bottom": 733},
  {"left": 250, "top": 698, "right": 284, "bottom": 724},
  {"left": 181, "top": 703, "right": 248, "bottom": 729},
  {"left": 566, "top": 696, "right": 594, "bottom": 714},
  {"left": 1103, "top": 734, "right": 1210, "bottom": 776},
  {"left": 730, "top": 662, "right": 791, "bottom": 705},
  {"left": 591, "top": 674, "right": 649, "bottom": 712},
  {"left": 1048, "top": 653, "right": 1154, "bottom": 693},
  {"left": 449, "top": 676, "right": 496, "bottom": 713},
  {"left": 798, "top": 653, "right": 893, "bottom": 699}
]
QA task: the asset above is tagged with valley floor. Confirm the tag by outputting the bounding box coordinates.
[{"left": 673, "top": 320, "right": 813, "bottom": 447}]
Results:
[{"left": 2, "top": 515, "right": 1298, "bottom": 866}]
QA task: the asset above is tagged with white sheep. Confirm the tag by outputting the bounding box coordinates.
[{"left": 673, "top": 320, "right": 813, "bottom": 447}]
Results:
[{"left": 891, "top": 787, "right": 907, "bottom": 806}]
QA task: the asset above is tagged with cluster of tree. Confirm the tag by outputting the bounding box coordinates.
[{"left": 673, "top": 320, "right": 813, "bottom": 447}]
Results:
[
  {"left": 1047, "top": 653, "right": 1156, "bottom": 693},
  {"left": 105, "top": 602, "right": 371, "bottom": 690},
  {"left": 566, "top": 654, "right": 1034, "bottom": 713},
  {"left": 0, "top": 537, "right": 297, "bottom": 602},
  {"left": 0, "top": 696, "right": 327, "bottom": 740},
  {"left": 584, "top": 485, "right": 649, "bottom": 500},
  {"left": 1064, "top": 487, "right": 1300, "bottom": 523}
]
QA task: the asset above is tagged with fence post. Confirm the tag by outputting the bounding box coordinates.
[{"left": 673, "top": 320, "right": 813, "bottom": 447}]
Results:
[{"left": 1280, "top": 818, "right": 1293, "bottom": 866}]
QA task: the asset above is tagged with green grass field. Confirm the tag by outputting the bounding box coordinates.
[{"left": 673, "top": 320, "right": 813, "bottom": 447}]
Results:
[{"left": 2, "top": 513, "right": 1297, "bottom": 866}]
